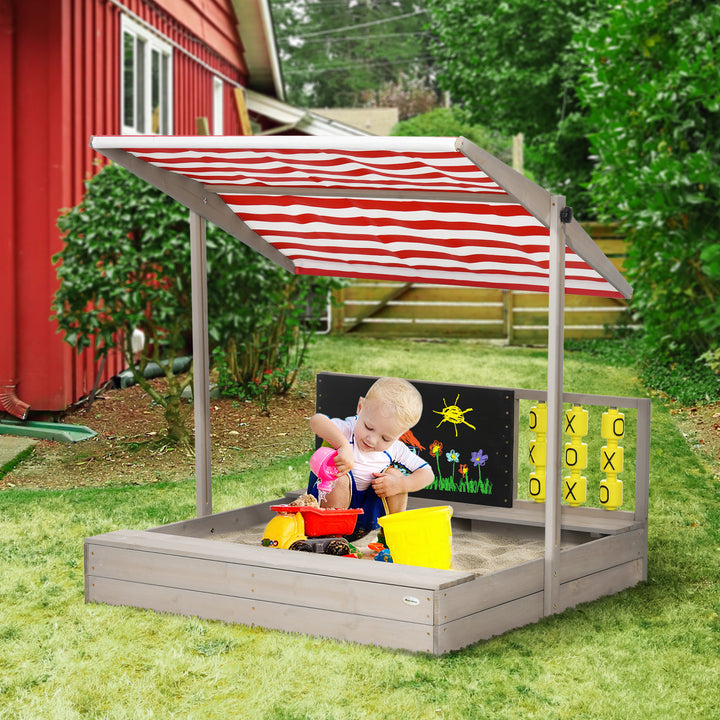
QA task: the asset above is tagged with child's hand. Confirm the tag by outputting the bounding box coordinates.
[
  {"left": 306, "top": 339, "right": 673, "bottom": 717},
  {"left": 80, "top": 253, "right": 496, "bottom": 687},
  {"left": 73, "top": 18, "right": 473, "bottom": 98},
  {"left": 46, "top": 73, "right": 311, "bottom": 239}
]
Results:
[
  {"left": 371, "top": 468, "right": 404, "bottom": 498},
  {"left": 333, "top": 444, "right": 354, "bottom": 475}
]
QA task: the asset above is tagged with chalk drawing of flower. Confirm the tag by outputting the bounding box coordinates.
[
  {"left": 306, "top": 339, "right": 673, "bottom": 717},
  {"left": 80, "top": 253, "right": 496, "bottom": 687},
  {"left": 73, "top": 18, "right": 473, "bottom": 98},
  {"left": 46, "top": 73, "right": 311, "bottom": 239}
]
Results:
[
  {"left": 429, "top": 440, "right": 443, "bottom": 480},
  {"left": 446, "top": 449, "right": 460, "bottom": 481},
  {"left": 459, "top": 464, "right": 468, "bottom": 478},
  {"left": 471, "top": 449, "right": 488, "bottom": 467}
]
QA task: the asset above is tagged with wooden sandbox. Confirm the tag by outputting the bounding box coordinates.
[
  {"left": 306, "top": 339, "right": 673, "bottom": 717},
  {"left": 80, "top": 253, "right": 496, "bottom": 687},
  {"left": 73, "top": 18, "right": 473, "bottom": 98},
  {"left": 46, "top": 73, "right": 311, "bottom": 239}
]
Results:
[
  {"left": 84, "top": 135, "right": 645, "bottom": 654},
  {"left": 84, "top": 384, "right": 650, "bottom": 655}
]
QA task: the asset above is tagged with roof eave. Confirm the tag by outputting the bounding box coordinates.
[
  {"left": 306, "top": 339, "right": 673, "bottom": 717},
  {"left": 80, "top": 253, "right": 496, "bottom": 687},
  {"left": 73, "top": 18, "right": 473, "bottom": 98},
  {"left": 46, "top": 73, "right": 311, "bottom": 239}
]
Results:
[
  {"left": 244, "top": 89, "right": 369, "bottom": 137},
  {"left": 231, "top": 0, "right": 284, "bottom": 99}
]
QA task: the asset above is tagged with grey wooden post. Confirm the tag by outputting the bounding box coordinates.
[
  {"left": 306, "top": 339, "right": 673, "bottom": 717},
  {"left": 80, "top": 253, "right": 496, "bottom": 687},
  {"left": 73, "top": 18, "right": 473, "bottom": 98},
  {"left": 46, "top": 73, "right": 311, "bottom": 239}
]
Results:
[
  {"left": 544, "top": 195, "right": 566, "bottom": 616},
  {"left": 190, "top": 210, "right": 212, "bottom": 517}
]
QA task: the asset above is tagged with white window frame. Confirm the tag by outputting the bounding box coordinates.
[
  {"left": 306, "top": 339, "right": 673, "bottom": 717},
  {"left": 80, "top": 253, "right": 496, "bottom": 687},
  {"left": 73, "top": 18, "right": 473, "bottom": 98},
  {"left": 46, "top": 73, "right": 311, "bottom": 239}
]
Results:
[
  {"left": 212, "top": 76, "right": 224, "bottom": 135},
  {"left": 121, "top": 15, "right": 173, "bottom": 135}
]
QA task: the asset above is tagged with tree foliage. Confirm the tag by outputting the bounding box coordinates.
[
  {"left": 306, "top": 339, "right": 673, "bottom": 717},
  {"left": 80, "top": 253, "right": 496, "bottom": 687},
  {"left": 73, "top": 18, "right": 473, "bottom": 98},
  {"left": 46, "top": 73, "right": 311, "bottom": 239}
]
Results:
[
  {"left": 391, "top": 107, "right": 512, "bottom": 164},
  {"left": 425, "top": 0, "right": 599, "bottom": 217},
  {"left": 361, "top": 73, "right": 437, "bottom": 121},
  {"left": 270, "top": 0, "right": 437, "bottom": 109},
  {"left": 54, "top": 164, "right": 335, "bottom": 443},
  {"left": 576, "top": 0, "right": 720, "bottom": 375}
]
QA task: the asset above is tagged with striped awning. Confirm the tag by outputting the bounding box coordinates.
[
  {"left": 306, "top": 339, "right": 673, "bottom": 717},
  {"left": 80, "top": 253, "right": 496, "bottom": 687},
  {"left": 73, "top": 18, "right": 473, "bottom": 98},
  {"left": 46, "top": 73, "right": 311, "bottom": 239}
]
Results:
[{"left": 89, "top": 136, "right": 631, "bottom": 299}]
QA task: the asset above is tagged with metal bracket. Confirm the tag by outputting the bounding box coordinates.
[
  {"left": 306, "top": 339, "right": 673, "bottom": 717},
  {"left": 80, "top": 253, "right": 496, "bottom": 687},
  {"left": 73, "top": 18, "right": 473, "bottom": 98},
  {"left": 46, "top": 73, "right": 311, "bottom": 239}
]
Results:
[{"left": 560, "top": 206, "right": 573, "bottom": 223}]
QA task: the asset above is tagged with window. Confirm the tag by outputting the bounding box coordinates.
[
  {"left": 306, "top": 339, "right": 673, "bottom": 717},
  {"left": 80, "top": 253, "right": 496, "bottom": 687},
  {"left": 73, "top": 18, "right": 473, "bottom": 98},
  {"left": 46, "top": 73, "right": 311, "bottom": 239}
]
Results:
[
  {"left": 121, "top": 16, "right": 173, "bottom": 135},
  {"left": 212, "top": 77, "right": 224, "bottom": 135}
]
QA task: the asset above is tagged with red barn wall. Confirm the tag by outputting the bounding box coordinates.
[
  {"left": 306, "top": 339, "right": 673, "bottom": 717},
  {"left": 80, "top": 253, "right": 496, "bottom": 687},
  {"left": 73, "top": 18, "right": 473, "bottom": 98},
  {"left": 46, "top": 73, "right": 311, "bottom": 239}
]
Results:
[{"left": 1, "top": 0, "right": 249, "bottom": 415}]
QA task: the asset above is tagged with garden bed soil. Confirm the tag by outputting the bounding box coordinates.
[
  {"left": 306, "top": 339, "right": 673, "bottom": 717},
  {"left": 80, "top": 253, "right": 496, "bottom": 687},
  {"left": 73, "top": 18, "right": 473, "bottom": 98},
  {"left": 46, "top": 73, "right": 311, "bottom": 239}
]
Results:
[{"left": 1, "top": 375, "right": 316, "bottom": 490}]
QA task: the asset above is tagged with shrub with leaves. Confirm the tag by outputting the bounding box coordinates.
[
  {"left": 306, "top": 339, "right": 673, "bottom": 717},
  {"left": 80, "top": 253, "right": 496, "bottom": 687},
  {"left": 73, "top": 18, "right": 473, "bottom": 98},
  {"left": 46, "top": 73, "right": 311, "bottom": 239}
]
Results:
[
  {"left": 576, "top": 0, "right": 720, "bottom": 389},
  {"left": 391, "top": 107, "right": 512, "bottom": 165},
  {"left": 209, "top": 248, "right": 336, "bottom": 412},
  {"left": 54, "top": 163, "right": 335, "bottom": 444},
  {"left": 426, "top": 0, "right": 599, "bottom": 217},
  {"left": 54, "top": 163, "right": 200, "bottom": 445}
]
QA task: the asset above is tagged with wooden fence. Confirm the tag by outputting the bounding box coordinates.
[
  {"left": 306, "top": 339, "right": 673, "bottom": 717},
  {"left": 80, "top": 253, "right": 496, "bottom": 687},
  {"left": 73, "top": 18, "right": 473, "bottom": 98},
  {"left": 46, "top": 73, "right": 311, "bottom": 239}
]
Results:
[{"left": 330, "top": 224, "right": 630, "bottom": 344}]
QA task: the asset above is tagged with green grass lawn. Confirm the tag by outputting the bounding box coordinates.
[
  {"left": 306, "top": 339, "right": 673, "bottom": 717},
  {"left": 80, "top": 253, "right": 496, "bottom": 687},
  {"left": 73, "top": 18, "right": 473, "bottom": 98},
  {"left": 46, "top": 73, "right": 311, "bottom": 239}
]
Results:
[{"left": 1, "top": 337, "right": 719, "bottom": 719}]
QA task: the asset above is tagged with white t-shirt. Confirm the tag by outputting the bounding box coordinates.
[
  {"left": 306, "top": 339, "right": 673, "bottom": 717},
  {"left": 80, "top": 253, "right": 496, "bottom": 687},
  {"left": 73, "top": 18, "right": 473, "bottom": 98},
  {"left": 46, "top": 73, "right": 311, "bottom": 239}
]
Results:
[{"left": 331, "top": 415, "right": 429, "bottom": 492}]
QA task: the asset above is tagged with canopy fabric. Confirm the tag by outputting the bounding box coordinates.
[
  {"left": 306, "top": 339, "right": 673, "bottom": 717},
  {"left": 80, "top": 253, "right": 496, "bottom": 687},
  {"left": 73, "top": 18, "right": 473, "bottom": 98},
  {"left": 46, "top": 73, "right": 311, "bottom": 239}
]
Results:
[{"left": 90, "top": 135, "right": 631, "bottom": 299}]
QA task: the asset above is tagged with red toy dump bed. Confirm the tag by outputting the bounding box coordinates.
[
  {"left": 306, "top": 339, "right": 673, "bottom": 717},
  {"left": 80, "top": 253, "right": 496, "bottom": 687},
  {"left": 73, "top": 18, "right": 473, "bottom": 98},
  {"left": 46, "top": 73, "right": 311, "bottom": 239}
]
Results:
[{"left": 269, "top": 506, "right": 363, "bottom": 536}]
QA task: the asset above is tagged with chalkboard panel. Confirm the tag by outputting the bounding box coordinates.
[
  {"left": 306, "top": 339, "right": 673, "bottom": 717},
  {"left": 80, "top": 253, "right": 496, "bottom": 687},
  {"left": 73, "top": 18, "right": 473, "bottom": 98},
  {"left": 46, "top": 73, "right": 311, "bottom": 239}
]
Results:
[{"left": 316, "top": 372, "right": 515, "bottom": 508}]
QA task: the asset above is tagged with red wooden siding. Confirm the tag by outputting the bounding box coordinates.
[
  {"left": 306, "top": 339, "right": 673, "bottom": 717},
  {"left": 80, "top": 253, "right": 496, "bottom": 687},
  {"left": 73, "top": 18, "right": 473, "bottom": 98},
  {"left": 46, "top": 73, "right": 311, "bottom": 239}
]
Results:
[
  {"left": 154, "top": 0, "right": 244, "bottom": 70},
  {"left": 2, "top": 0, "right": 250, "bottom": 414}
]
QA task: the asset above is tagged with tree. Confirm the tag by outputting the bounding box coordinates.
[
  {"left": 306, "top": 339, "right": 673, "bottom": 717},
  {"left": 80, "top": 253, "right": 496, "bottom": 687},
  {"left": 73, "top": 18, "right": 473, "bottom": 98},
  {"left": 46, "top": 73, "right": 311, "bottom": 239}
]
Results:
[
  {"left": 425, "top": 0, "right": 599, "bottom": 217},
  {"left": 270, "top": 0, "right": 437, "bottom": 109},
  {"left": 576, "top": 0, "right": 720, "bottom": 375},
  {"left": 391, "top": 107, "right": 512, "bottom": 164},
  {"left": 361, "top": 73, "right": 438, "bottom": 121}
]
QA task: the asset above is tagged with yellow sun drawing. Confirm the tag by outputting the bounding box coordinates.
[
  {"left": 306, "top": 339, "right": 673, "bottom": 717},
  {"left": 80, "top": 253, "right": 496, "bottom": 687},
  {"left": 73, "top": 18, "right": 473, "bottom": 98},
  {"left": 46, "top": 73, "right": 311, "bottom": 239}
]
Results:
[{"left": 433, "top": 395, "right": 476, "bottom": 436}]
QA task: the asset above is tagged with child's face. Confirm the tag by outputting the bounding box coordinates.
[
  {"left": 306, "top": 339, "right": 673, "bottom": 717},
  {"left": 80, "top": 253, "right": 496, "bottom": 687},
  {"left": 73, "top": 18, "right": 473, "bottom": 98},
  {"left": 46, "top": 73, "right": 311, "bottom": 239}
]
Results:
[{"left": 354, "top": 397, "right": 406, "bottom": 453}]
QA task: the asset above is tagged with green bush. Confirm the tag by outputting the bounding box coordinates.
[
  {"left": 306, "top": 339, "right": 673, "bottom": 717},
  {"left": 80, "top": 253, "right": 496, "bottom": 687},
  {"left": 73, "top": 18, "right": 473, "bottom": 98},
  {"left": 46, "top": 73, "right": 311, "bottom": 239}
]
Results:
[
  {"left": 576, "top": 0, "right": 720, "bottom": 388},
  {"left": 210, "top": 273, "right": 336, "bottom": 412},
  {"left": 54, "top": 163, "right": 335, "bottom": 442},
  {"left": 391, "top": 107, "right": 512, "bottom": 165},
  {"left": 426, "top": 0, "right": 598, "bottom": 217}
]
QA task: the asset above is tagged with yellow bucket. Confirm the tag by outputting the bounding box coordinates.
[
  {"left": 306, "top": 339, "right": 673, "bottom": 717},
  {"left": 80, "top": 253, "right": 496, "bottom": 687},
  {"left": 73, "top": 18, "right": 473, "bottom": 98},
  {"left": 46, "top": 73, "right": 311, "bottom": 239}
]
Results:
[{"left": 378, "top": 506, "right": 453, "bottom": 569}]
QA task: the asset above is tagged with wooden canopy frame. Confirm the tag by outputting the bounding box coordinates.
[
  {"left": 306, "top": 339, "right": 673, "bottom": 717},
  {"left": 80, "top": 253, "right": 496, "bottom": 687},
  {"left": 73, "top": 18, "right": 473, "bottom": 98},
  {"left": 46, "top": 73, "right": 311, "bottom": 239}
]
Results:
[{"left": 89, "top": 135, "right": 634, "bottom": 618}]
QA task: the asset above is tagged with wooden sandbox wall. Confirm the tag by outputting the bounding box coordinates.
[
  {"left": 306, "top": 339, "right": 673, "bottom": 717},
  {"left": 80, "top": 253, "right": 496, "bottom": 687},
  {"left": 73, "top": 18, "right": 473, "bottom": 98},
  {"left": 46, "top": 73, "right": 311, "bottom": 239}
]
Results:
[{"left": 84, "top": 381, "right": 650, "bottom": 655}]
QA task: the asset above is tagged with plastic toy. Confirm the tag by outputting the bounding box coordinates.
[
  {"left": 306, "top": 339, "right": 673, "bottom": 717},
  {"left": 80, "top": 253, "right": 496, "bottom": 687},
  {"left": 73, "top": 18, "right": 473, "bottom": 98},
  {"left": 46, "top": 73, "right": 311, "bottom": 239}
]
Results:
[
  {"left": 600, "top": 408, "right": 625, "bottom": 510},
  {"left": 378, "top": 506, "right": 453, "bottom": 569},
  {"left": 563, "top": 405, "right": 589, "bottom": 507},
  {"left": 310, "top": 446, "right": 340, "bottom": 499},
  {"left": 261, "top": 512, "right": 311, "bottom": 551},
  {"left": 262, "top": 505, "right": 364, "bottom": 556},
  {"left": 528, "top": 401, "right": 548, "bottom": 503}
]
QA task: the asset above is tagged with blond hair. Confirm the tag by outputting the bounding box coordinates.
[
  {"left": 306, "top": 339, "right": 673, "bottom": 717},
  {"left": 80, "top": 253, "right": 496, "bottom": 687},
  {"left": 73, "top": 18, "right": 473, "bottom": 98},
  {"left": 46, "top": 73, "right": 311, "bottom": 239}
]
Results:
[{"left": 365, "top": 377, "right": 423, "bottom": 430}]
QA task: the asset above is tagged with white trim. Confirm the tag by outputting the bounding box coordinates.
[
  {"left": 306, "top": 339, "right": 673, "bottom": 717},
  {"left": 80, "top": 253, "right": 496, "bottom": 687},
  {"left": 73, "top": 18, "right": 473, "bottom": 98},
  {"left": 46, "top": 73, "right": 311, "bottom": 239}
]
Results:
[
  {"left": 212, "top": 77, "right": 224, "bottom": 135},
  {"left": 244, "top": 89, "right": 369, "bottom": 136},
  {"left": 120, "top": 15, "right": 174, "bottom": 135},
  {"left": 110, "top": 0, "right": 243, "bottom": 89},
  {"left": 92, "top": 135, "right": 460, "bottom": 152}
]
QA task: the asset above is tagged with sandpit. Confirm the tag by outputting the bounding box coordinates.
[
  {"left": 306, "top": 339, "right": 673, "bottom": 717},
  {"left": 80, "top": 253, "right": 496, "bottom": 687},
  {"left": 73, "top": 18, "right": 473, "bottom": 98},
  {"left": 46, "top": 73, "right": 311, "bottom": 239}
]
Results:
[{"left": 209, "top": 523, "right": 551, "bottom": 575}]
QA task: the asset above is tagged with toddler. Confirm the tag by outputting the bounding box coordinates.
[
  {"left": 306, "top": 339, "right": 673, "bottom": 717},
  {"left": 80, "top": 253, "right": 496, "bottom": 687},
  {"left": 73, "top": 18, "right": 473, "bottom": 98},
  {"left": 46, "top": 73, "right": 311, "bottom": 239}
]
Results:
[{"left": 307, "top": 377, "right": 434, "bottom": 538}]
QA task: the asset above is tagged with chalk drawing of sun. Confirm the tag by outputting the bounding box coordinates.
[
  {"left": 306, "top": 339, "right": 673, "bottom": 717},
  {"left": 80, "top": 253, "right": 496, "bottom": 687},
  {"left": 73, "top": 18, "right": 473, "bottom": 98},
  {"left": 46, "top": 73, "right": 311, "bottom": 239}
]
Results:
[{"left": 433, "top": 394, "right": 476, "bottom": 437}]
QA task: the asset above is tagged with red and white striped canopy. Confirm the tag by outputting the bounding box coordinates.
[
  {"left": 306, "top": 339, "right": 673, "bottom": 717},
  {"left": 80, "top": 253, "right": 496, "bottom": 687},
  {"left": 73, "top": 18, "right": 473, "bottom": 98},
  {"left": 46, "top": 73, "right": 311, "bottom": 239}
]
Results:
[{"left": 90, "top": 136, "right": 631, "bottom": 299}]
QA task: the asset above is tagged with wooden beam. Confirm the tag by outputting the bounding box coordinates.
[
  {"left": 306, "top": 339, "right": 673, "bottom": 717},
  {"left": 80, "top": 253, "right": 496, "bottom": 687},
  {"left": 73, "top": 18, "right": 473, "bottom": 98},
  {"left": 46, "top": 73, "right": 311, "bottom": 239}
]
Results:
[
  {"left": 195, "top": 116, "right": 210, "bottom": 136},
  {"left": 343, "top": 283, "right": 413, "bottom": 333},
  {"left": 544, "top": 195, "right": 566, "bottom": 617},
  {"left": 190, "top": 211, "right": 211, "bottom": 517},
  {"left": 233, "top": 88, "right": 253, "bottom": 136},
  {"left": 201, "top": 184, "right": 519, "bottom": 204}
]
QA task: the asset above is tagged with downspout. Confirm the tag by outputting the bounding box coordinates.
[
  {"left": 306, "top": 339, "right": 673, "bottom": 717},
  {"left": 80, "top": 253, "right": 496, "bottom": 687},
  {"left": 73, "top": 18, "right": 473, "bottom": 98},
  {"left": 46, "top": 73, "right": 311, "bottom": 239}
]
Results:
[{"left": 0, "top": 1, "right": 31, "bottom": 420}]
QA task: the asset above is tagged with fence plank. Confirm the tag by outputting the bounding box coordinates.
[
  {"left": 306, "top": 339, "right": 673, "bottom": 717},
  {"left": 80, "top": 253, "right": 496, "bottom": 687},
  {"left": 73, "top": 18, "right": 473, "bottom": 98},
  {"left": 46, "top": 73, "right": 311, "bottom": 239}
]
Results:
[{"left": 333, "top": 224, "right": 630, "bottom": 342}]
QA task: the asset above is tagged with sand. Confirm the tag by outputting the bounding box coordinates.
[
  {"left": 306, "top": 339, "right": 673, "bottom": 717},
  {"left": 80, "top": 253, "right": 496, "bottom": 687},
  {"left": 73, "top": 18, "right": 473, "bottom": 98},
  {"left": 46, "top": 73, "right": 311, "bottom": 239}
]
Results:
[{"left": 210, "top": 523, "right": 548, "bottom": 575}]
